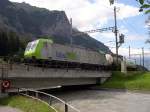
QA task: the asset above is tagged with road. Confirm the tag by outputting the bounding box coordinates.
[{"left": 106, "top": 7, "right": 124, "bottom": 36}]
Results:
[
  {"left": 50, "top": 89, "right": 150, "bottom": 112},
  {"left": 0, "top": 106, "right": 22, "bottom": 112}
]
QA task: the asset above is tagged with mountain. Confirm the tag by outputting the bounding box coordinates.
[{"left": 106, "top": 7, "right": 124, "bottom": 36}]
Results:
[{"left": 0, "top": 0, "right": 111, "bottom": 53}]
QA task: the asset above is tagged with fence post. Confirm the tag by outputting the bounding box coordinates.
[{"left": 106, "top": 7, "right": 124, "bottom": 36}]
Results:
[
  {"left": 26, "top": 90, "right": 28, "bottom": 95},
  {"left": 27, "top": 65, "right": 29, "bottom": 71},
  {"left": 17, "top": 88, "right": 20, "bottom": 95},
  {"left": 1, "top": 67, "right": 4, "bottom": 79},
  {"left": 10, "top": 63, "right": 12, "bottom": 70},
  {"left": 35, "top": 92, "right": 38, "bottom": 98},
  {"left": 49, "top": 96, "right": 52, "bottom": 106},
  {"left": 65, "top": 103, "right": 68, "bottom": 112}
]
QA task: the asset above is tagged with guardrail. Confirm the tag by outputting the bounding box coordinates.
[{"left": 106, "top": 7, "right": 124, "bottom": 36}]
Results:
[{"left": 18, "top": 88, "right": 80, "bottom": 112}]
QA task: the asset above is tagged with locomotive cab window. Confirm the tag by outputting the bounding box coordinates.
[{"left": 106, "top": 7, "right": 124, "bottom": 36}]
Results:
[
  {"left": 25, "top": 43, "right": 32, "bottom": 51},
  {"left": 30, "top": 40, "right": 38, "bottom": 50}
]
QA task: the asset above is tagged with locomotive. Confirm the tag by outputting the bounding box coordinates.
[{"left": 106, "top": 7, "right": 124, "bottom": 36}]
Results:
[{"left": 24, "top": 39, "right": 114, "bottom": 70}]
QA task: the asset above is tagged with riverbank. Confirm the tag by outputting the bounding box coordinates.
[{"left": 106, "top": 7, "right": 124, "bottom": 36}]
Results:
[
  {"left": 0, "top": 95, "right": 55, "bottom": 112},
  {"left": 101, "top": 71, "right": 150, "bottom": 91}
]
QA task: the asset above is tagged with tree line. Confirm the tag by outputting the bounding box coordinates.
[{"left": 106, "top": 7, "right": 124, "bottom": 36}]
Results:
[{"left": 0, "top": 31, "right": 29, "bottom": 57}]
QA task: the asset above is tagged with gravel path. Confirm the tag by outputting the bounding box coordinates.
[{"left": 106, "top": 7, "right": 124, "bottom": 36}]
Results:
[
  {"left": 0, "top": 106, "right": 22, "bottom": 112},
  {"left": 52, "top": 90, "right": 150, "bottom": 112}
]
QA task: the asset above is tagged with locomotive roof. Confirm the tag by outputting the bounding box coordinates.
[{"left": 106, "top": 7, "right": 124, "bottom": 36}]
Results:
[
  {"left": 32, "top": 39, "right": 107, "bottom": 54},
  {"left": 34, "top": 38, "right": 53, "bottom": 43}
]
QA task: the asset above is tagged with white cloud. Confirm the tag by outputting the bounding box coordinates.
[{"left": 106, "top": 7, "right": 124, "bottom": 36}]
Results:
[
  {"left": 113, "top": 25, "right": 147, "bottom": 42},
  {"left": 119, "top": 25, "right": 129, "bottom": 34},
  {"left": 101, "top": 32, "right": 114, "bottom": 39},
  {"left": 116, "top": 3, "right": 140, "bottom": 20},
  {"left": 111, "top": 47, "right": 139, "bottom": 56},
  {"left": 10, "top": 0, "right": 140, "bottom": 31},
  {"left": 126, "top": 34, "right": 147, "bottom": 41}
]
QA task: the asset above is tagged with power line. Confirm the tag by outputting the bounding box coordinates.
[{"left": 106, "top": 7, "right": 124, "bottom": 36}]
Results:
[
  {"left": 72, "top": 27, "right": 115, "bottom": 36},
  {"left": 119, "top": 16, "right": 145, "bottom": 37}
]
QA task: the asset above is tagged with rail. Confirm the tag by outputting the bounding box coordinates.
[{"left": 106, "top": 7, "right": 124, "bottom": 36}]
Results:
[{"left": 18, "top": 88, "right": 81, "bottom": 112}]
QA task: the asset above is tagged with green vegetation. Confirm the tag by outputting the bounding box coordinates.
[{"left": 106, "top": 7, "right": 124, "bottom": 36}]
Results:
[
  {"left": 137, "top": 0, "right": 150, "bottom": 14},
  {"left": 0, "top": 31, "right": 31, "bottom": 58},
  {"left": 0, "top": 95, "right": 55, "bottom": 112},
  {"left": 101, "top": 71, "right": 150, "bottom": 91}
]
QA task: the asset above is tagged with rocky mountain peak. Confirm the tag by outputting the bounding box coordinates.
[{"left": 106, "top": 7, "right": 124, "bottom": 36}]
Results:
[
  {"left": 0, "top": 0, "right": 111, "bottom": 53},
  {"left": 0, "top": 0, "right": 11, "bottom": 7}
]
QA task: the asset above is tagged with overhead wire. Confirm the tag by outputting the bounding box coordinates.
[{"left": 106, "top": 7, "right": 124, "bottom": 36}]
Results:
[{"left": 124, "top": 19, "right": 145, "bottom": 36}]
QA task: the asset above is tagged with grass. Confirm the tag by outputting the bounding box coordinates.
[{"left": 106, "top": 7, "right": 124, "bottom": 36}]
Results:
[
  {"left": 101, "top": 71, "right": 150, "bottom": 91},
  {"left": 0, "top": 95, "right": 56, "bottom": 112}
]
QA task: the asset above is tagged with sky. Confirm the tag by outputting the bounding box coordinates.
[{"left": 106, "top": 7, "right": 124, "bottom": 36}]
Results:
[{"left": 9, "top": 0, "right": 150, "bottom": 58}]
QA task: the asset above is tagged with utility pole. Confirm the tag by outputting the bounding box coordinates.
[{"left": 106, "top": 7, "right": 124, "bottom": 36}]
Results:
[
  {"left": 142, "top": 47, "right": 144, "bottom": 67},
  {"left": 134, "top": 59, "right": 136, "bottom": 65},
  {"left": 139, "top": 54, "right": 141, "bottom": 66},
  {"left": 70, "top": 18, "right": 73, "bottom": 46},
  {"left": 114, "top": 6, "right": 118, "bottom": 64},
  {"left": 129, "top": 46, "right": 131, "bottom": 58}
]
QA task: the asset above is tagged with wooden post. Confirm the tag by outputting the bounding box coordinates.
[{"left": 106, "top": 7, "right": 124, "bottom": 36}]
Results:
[
  {"left": 0, "top": 80, "right": 2, "bottom": 94},
  {"left": 129, "top": 46, "right": 131, "bottom": 58},
  {"left": 49, "top": 97, "right": 52, "bottom": 106},
  {"left": 27, "top": 65, "right": 29, "bottom": 71},
  {"left": 26, "top": 90, "right": 28, "bottom": 95},
  {"left": 142, "top": 47, "right": 144, "bottom": 67},
  {"left": 35, "top": 92, "right": 38, "bottom": 98},
  {"left": 17, "top": 88, "right": 20, "bottom": 95},
  {"left": 65, "top": 103, "right": 68, "bottom": 112}
]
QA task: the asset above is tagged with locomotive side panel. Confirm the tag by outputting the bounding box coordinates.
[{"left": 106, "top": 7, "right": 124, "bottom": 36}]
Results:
[
  {"left": 87, "top": 50, "right": 95, "bottom": 64},
  {"left": 51, "top": 43, "right": 108, "bottom": 65},
  {"left": 97, "top": 52, "right": 106, "bottom": 65},
  {"left": 51, "top": 44, "right": 79, "bottom": 62},
  {"left": 41, "top": 41, "right": 52, "bottom": 59},
  {"left": 87, "top": 50, "right": 106, "bottom": 65},
  {"left": 73, "top": 47, "right": 88, "bottom": 63}
]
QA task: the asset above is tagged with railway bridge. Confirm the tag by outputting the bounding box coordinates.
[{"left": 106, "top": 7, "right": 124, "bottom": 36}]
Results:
[{"left": 0, "top": 62, "right": 111, "bottom": 95}]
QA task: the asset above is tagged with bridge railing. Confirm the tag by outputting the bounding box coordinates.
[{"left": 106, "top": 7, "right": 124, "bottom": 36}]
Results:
[{"left": 18, "top": 88, "right": 80, "bottom": 112}]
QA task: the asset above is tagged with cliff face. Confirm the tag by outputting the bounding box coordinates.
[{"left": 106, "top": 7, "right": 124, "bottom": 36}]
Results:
[
  {"left": 0, "top": 0, "right": 111, "bottom": 53},
  {"left": 0, "top": 0, "right": 71, "bottom": 37}
]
